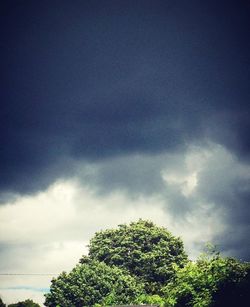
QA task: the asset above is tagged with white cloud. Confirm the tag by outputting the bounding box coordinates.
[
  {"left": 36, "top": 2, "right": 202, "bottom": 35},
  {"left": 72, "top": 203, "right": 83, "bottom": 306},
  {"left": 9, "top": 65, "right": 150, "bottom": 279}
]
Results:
[
  {"left": 0, "top": 180, "right": 169, "bottom": 305},
  {"left": 0, "top": 178, "right": 216, "bottom": 305}
]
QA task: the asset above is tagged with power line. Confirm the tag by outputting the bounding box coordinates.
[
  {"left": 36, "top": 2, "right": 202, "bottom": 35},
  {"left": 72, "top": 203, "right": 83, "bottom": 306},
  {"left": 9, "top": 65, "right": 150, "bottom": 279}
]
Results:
[{"left": 0, "top": 273, "right": 57, "bottom": 276}]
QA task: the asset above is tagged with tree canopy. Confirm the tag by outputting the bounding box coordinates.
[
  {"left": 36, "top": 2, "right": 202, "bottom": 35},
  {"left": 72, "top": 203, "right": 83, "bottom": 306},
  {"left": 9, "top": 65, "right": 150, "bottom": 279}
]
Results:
[
  {"left": 44, "top": 220, "right": 250, "bottom": 307},
  {"left": 87, "top": 219, "right": 188, "bottom": 293},
  {"left": 8, "top": 299, "right": 40, "bottom": 307},
  {"left": 163, "top": 248, "right": 250, "bottom": 307},
  {"left": 44, "top": 259, "right": 144, "bottom": 307}
]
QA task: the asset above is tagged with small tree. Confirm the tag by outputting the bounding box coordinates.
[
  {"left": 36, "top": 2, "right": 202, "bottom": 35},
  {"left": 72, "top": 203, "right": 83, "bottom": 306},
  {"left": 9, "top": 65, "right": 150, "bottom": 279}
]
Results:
[
  {"left": 163, "top": 249, "right": 249, "bottom": 307},
  {"left": 8, "top": 299, "right": 40, "bottom": 307},
  {"left": 87, "top": 219, "right": 188, "bottom": 293},
  {"left": 44, "top": 259, "right": 144, "bottom": 307}
]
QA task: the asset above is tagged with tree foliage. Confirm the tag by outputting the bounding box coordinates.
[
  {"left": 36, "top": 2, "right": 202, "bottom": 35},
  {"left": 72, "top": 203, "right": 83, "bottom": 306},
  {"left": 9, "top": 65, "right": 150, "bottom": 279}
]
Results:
[
  {"left": 135, "top": 293, "right": 166, "bottom": 306},
  {"left": 87, "top": 219, "right": 188, "bottom": 293},
  {"left": 211, "top": 261, "right": 250, "bottom": 307},
  {"left": 45, "top": 220, "right": 250, "bottom": 307},
  {"left": 44, "top": 259, "right": 144, "bottom": 307},
  {"left": 8, "top": 299, "right": 40, "bottom": 307},
  {"left": 163, "top": 248, "right": 250, "bottom": 307}
]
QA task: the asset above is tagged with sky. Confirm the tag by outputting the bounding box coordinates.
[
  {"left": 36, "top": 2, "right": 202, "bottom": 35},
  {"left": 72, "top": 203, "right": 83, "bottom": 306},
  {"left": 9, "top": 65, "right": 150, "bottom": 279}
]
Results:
[{"left": 0, "top": 0, "right": 250, "bottom": 305}]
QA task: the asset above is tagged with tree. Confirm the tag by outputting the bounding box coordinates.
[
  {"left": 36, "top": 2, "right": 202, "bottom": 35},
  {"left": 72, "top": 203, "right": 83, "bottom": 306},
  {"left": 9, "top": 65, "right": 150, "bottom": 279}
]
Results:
[
  {"left": 86, "top": 219, "right": 188, "bottom": 293},
  {"left": 163, "top": 248, "right": 250, "bottom": 307},
  {"left": 211, "top": 261, "right": 250, "bottom": 307},
  {"left": 45, "top": 220, "right": 250, "bottom": 306},
  {"left": 135, "top": 294, "right": 166, "bottom": 306},
  {"left": 44, "top": 259, "right": 144, "bottom": 307},
  {"left": 8, "top": 299, "right": 40, "bottom": 307}
]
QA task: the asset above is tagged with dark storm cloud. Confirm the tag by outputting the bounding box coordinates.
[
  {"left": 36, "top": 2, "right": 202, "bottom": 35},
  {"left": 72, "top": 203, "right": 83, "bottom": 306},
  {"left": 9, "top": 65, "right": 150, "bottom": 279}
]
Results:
[
  {"left": 1, "top": 0, "right": 250, "bottom": 195},
  {"left": 78, "top": 154, "right": 169, "bottom": 197}
]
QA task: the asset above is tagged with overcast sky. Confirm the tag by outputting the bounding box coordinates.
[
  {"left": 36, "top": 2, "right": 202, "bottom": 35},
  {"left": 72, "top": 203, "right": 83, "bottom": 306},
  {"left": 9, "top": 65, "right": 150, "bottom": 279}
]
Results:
[{"left": 1, "top": 0, "right": 250, "bottom": 305}]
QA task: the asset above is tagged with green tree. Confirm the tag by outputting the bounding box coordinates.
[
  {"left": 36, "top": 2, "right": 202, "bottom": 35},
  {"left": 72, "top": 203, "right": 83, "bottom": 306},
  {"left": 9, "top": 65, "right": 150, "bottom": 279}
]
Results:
[
  {"left": 86, "top": 219, "right": 188, "bottom": 293},
  {"left": 45, "top": 220, "right": 250, "bottom": 307},
  {"left": 163, "top": 248, "right": 250, "bottom": 307},
  {"left": 135, "top": 293, "right": 166, "bottom": 306},
  {"left": 44, "top": 259, "right": 144, "bottom": 307},
  {"left": 211, "top": 261, "right": 250, "bottom": 307},
  {"left": 8, "top": 299, "right": 40, "bottom": 307}
]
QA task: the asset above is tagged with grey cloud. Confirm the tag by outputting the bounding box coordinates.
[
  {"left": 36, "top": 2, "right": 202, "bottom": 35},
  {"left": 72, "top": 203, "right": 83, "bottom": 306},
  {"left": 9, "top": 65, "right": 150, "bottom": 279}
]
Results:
[
  {"left": 193, "top": 146, "right": 250, "bottom": 259},
  {"left": 77, "top": 154, "right": 170, "bottom": 197},
  {"left": 1, "top": 0, "right": 250, "bottom": 196},
  {"left": 75, "top": 143, "right": 250, "bottom": 259}
]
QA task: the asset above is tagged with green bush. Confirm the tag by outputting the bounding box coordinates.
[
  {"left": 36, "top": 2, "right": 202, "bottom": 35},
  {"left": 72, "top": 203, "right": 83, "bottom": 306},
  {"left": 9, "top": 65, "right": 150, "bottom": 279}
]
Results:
[
  {"left": 44, "top": 259, "right": 144, "bottom": 307},
  {"left": 135, "top": 293, "right": 166, "bottom": 306},
  {"left": 8, "top": 299, "right": 40, "bottom": 307},
  {"left": 163, "top": 248, "right": 249, "bottom": 307}
]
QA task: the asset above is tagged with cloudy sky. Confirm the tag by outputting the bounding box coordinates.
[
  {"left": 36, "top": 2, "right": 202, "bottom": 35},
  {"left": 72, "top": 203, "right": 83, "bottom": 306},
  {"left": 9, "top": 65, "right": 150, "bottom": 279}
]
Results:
[{"left": 1, "top": 0, "right": 250, "bottom": 305}]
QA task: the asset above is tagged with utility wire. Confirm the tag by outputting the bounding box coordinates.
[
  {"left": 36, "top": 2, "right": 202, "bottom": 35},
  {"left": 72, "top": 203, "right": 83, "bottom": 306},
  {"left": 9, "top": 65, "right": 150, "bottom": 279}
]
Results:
[{"left": 0, "top": 273, "right": 57, "bottom": 276}]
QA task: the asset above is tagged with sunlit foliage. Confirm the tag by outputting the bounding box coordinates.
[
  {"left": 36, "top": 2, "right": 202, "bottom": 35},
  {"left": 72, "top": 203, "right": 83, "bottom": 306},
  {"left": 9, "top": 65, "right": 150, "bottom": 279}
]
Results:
[
  {"left": 44, "top": 220, "right": 250, "bottom": 307},
  {"left": 87, "top": 219, "right": 188, "bottom": 293}
]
